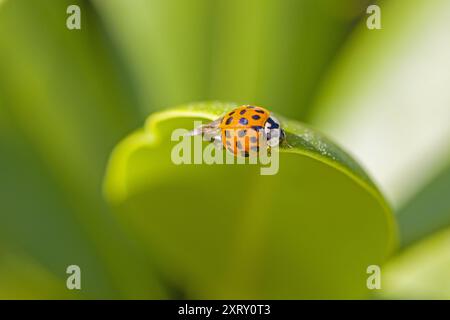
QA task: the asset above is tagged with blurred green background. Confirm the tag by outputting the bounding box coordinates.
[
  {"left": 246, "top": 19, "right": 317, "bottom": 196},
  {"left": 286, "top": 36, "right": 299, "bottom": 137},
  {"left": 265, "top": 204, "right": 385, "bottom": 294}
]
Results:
[{"left": 0, "top": 0, "right": 449, "bottom": 299}]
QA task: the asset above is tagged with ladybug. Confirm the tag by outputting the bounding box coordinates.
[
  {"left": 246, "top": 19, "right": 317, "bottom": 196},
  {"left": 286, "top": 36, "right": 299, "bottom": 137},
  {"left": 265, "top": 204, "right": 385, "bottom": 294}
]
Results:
[{"left": 190, "top": 105, "right": 285, "bottom": 157}]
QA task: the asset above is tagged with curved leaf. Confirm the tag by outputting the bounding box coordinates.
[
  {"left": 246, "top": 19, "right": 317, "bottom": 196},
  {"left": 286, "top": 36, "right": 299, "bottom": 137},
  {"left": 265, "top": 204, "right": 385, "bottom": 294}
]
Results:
[
  {"left": 380, "top": 226, "right": 450, "bottom": 299},
  {"left": 310, "top": 0, "right": 450, "bottom": 210},
  {"left": 0, "top": 0, "right": 164, "bottom": 298},
  {"left": 104, "top": 102, "right": 397, "bottom": 299},
  {"left": 93, "top": 0, "right": 369, "bottom": 118},
  {"left": 398, "top": 163, "right": 450, "bottom": 247},
  {"left": 0, "top": 247, "right": 78, "bottom": 299}
]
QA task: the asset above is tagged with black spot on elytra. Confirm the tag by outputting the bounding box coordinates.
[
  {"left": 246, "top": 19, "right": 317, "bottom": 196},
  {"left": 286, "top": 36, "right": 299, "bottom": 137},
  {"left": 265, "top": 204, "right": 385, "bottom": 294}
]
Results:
[
  {"left": 252, "top": 115, "right": 260, "bottom": 120},
  {"left": 239, "top": 109, "right": 246, "bottom": 115},
  {"left": 239, "top": 118, "right": 248, "bottom": 125},
  {"left": 228, "top": 111, "right": 235, "bottom": 116},
  {"left": 251, "top": 125, "right": 263, "bottom": 131},
  {"left": 255, "top": 109, "right": 265, "bottom": 114},
  {"left": 225, "top": 117, "right": 233, "bottom": 125}
]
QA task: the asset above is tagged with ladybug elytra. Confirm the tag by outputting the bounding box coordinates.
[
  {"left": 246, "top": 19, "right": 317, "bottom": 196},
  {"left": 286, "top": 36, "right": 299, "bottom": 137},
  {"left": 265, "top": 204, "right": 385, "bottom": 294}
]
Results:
[{"left": 190, "top": 105, "right": 285, "bottom": 157}]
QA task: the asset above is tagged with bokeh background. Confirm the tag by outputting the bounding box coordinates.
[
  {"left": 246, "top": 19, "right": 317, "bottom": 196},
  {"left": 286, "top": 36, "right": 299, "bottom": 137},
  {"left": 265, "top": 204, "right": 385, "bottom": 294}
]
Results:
[{"left": 0, "top": 0, "right": 449, "bottom": 299}]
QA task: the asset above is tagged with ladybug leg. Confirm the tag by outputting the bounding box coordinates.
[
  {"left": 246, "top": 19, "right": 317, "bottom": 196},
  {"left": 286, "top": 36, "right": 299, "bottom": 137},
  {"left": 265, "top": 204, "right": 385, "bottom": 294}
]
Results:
[
  {"left": 202, "top": 127, "right": 222, "bottom": 144},
  {"left": 280, "top": 131, "right": 293, "bottom": 149},
  {"left": 211, "top": 134, "right": 222, "bottom": 147}
]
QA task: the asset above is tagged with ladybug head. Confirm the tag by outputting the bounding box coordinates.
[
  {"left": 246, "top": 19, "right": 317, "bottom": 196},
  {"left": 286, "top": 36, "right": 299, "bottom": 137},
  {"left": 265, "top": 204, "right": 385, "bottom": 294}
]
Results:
[{"left": 264, "top": 116, "right": 285, "bottom": 147}]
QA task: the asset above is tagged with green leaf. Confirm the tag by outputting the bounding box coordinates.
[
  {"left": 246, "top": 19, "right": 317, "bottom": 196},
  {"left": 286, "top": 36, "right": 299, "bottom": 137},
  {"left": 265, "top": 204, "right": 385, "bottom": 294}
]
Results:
[
  {"left": 104, "top": 102, "right": 398, "bottom": 299},
  {"left": 310, "top": 0, "right": 450, "bottom": 210},
  {"left": 380, "top": 226, "right": 450, "bottom": 299},
  {"left": 0, "top": 247, "right": 78, "bottom": 299},
  {"left": 0, "top": 0, "right": 164, "bottom": 298},
  {"left": 398, "top": 163, "right": 450, "bottom": 247},
  {"left": 379, "top": 163, "right": 450, "bottom": 299},
  {"left": 93, "top": 0, "right": 368, "bottom": 119}
]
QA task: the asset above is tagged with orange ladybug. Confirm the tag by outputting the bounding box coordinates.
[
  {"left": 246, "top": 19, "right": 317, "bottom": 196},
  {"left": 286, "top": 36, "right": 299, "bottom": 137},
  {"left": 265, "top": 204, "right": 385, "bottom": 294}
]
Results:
[{"left": 191, "top": 105, "right": 285, "bottom": 157}]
